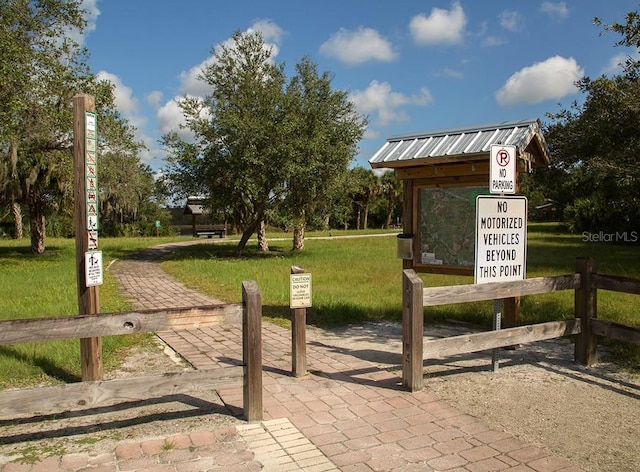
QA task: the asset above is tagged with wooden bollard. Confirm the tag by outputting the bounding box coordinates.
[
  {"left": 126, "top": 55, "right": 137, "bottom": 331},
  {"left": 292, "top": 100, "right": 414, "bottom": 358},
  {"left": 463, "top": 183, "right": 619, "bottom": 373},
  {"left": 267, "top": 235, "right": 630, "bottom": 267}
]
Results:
[{"left": 291, "top": 266, "right": 307, "bottom": 377}]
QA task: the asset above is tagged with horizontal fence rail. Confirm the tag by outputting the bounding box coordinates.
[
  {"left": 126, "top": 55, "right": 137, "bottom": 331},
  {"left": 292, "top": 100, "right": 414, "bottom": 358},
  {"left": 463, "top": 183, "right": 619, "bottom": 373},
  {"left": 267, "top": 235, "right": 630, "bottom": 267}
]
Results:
[
  {"left": 422, "top": 274, "right": 581, "bottom": 307},
  {"left": 0, "top": 367, "right": 243, "bottom": 419},
  {"left": 0, "top": 304, "right": 242, "bottom": 346},
  {"left": 0, "top": 282, "right": 261, "bottom": 422},
  {"left": 591, "top": 319, "right": 640, "bottom": 344},
  {"left": 592, "top": 273, "right": 640, "bottom": 295},
  {"left": 424, "top": 319, "right": 581, "bottom": 359}
]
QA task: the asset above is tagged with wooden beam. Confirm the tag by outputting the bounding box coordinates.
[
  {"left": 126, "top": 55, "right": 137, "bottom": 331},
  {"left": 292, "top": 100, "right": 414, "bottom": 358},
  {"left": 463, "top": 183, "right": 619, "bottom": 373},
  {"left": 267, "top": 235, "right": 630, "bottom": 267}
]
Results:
[
  {"left": 423, "top": 319, "right": 581, "bottom": 359},
  {"left": 396, "top": 161, "right": 490, "bottom": 180},
  {"left": 575, "top": 258, "right": 598, "bottom": 366},
  {"left": 422, "top": 274, "right": 580, "bottom": 307},
  {"left": 414, "top": 264, "right": 474, "bottom": 276},
  {"left": 592, "top": 273, "right": 640, "bottom": 295},
  {"left": 0, "top": 367, "right": 243, "bottom": 419},
  {"left": 73, "top": 93, "right": 102, "bottom": 382},
  {"left": 371, "top": 152, "right": 488, "bottom": 170},
  {"left": 402, "top": 269, "right": 424, "bottom": 392},
  {"left": 242, "top": 280, "right": 263, "bottom": 421},
  {"left": 0, "top": 304, "right": 241, "bottom": 346},
  {"left": 413, "top": 175, "right": 488, "bottom": 188},
  {"left": 402, "top": 179, "right": 414, "bottom": 271},
  {"left": 591, "top": 319, "right": 640, "bottom": 344},
  {"left": 291, "top": 266, "right": 307, "bottom": 378}
]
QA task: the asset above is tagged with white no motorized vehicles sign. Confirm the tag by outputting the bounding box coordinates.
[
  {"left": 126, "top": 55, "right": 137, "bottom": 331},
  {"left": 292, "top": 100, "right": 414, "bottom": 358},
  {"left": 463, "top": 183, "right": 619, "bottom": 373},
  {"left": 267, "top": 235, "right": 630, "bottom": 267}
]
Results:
[{"left": 474, "top": 195, "right": 527, "bottom": 284}]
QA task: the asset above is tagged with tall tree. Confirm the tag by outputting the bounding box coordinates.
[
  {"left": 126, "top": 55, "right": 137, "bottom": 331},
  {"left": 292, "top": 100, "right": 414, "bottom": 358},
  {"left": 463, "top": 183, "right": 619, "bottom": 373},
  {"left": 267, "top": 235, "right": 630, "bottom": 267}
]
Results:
[
  {"left": 0, "top": 0, "right": 133, "bottom": 252},
  {"left": 348, "top": 167, "right": 380, "bottom": 230},
  {"left": 164, "top": 31, "right": 288, "bottom": 253},
  {"left": 164, "top": 32, "right": 366, "bottom": 252},
  {"left": 379, "top": 171, "right": 402, "bottom": 228},
  {"left": 281, "top": 57, "right": 366, "bottom": 250},
  {"left": 536, "top": 11, "right": 640, "bottom": 233},
  {"left": 0, "top": 0, "right": 88, "bottom": 250}
]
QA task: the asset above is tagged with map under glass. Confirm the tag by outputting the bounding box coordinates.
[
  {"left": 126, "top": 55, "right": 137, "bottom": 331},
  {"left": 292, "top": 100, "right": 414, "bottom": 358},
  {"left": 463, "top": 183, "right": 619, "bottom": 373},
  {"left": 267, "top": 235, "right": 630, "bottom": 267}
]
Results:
[{"left": 418, "top": 187, "right": 487, "bottom": 266}]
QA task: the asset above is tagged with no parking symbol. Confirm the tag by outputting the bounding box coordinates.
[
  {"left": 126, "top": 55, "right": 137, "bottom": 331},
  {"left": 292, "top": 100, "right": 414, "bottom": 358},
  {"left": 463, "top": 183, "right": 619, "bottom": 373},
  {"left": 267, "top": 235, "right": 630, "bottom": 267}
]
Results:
[{"left": 490, "top": 144, "right": 516, "bottom": 194}]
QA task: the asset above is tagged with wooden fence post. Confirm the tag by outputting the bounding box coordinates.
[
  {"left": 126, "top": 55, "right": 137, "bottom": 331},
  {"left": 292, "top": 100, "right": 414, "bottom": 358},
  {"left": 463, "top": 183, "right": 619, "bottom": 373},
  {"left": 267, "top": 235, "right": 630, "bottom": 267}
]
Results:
[
  {"left": 402, "top": 269, "right": 424, "bottom": 392},
  {"left": 575, "top": 257, "right": 598, "bottom": 366},
  {"left": 73, "top": 94, "right": 102, "bottom": 381},
  {"left": 291, "top": 266, "right": 307, "bottom": 377},
  {"left": 242, "top": 280, "right": 263, "bottom": 421}
]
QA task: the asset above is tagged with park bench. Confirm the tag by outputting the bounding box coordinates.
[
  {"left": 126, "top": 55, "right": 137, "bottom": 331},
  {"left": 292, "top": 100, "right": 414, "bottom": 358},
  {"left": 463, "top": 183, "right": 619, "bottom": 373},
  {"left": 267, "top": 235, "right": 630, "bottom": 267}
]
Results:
[{"left": 196, "top": 227, "right": 226, "bottom": 238}]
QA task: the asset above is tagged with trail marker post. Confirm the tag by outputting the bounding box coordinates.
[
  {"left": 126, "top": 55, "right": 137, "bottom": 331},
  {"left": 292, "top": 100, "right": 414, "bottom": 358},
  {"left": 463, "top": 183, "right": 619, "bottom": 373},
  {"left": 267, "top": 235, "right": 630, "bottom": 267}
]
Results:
[{"left": 73, "top": 94, "right": 103, "bottom": 381}]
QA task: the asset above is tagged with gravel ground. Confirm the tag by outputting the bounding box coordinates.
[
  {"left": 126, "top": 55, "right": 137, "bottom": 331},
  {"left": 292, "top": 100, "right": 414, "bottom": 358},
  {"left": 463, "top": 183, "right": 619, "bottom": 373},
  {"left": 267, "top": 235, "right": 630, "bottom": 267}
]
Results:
[{"left": 309, "top": 321, "right": 640, "bottom": 472}]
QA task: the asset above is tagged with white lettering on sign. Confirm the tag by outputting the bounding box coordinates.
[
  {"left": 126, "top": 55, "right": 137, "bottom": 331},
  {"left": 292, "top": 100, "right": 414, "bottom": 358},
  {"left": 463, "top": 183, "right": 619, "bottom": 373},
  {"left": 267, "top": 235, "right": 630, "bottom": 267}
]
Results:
[
  {"left": 475, "top": 196, "right": 527, "bottom": 284},
  {"left": 290, "top": 274, "right": 312, "bottom": 308}
]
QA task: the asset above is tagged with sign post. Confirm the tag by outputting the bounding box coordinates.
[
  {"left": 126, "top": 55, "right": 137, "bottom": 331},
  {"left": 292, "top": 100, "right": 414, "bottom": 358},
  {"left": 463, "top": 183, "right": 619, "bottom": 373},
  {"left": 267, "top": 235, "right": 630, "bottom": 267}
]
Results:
[
  {"left": 475, "top": 194, "right": 527, "bottom": 370},
  {"left": 290, "top": 267, "right": 311, "bottom": 377},
  {"left": 73, "top": 94, "right": 103, "bottom": 381}
]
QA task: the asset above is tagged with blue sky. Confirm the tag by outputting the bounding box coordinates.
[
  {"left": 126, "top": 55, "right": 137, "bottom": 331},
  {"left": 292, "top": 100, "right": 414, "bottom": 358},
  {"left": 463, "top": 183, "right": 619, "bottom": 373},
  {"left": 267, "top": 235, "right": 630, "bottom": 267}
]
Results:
[{"left": 78, "top": 1, "right": 639, "bottom": 171}]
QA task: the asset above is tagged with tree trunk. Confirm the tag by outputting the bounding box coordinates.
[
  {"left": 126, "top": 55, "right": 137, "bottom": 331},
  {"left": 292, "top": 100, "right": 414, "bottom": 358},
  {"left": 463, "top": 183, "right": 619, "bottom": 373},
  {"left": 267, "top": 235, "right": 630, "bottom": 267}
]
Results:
[
  {"left": 356, "top": 208, "right": 362, "bottom": 230},
  {"left": 293, "top": 225, "right": 305, "bottom": 251},
  {"left": 29, "top": 200, "right": 46, "bottom": 254},
  {"left": 12, "top": 201, "right": 23, "bottom": 239},
  {"left": 363, "top": 204, "right": 369, "bottom": 230},
  {"left": 257, "top": 220, "right": 269, "bottom": 253},
  {"left": 237, "top": 217, "right": 262, "bottom": 254}
]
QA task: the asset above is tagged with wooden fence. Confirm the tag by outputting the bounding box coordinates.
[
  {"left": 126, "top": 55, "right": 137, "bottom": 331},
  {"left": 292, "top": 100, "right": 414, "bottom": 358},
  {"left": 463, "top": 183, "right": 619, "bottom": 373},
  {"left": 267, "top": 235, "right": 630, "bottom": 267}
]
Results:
[
  {"left": 402, "top": 257, "right": 640, "bottom": 392},
  {"left": 0, "top": 281, "right": 263, "bottom": 421}
]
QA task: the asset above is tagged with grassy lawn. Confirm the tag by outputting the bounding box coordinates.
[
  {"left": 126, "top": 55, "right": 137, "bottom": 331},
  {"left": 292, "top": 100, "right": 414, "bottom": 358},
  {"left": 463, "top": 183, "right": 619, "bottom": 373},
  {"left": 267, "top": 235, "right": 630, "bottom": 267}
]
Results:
[
  {"left": 0, "top": 236, "right": 184, "bottom": 389},
  {"left": 163, "top": 223, "right": 640, "bottom": 367},
  {"left": 0, "top": 224, "right": 638, "bottom": 388}
]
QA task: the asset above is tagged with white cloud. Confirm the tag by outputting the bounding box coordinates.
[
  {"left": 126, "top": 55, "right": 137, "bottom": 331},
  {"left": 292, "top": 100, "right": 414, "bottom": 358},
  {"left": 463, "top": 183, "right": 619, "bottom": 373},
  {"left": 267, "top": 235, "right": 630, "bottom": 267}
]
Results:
[
  {"left": 146, "top": 90, "right": 164, "bottom": 109},
  {"left": 495, "top": 56, "right": 584, "bottom": 106},
  {"left": 437, "top": 67, "right": 464, "bottom": 79},
  {"left": 320, "top": 27, "right": 397, "bottom": 65},
  {"left": 157, "top": 98, "right": 189, "bottom": 138},
  {"left": 601, "top": 51, "right": 640, "bottom": 76},
  {"left": 499, "top": 11, "right": 522, "bottom": 32},
  {"left": 540, "top": 2, "right": 569, "bottom": 20},
  {"left": 81, "top": 0, "right": 100, "bottom": 35},
  {"left": 66, "top": 0, "right": 99, "bottom": 46},
  {"left": 350, "top": 80, "right": 432, "bottom": 126},
  {"left": 96, "top": 71, "right": 146, "bottom": 130},
  {"left": 483, "top": 36, "right": 506, "bottom": 47},
  {"left": 409, "top": 2, "right": 467, "bottom": 46},
  {"left": 96, "top": 71, "right": 160, "bottom": 162},
  {"left": 247, "top": 19, "right": 285, "bottom": 46},
  {"left": 178, "top": 57, "right": 217, "bottom": 97}
]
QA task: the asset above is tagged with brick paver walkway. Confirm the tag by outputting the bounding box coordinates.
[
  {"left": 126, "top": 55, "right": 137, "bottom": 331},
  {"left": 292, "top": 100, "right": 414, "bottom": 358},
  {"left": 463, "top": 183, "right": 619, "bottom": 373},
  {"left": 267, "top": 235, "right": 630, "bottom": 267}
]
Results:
[{"left": 0, "top": 241, "right": 583, "bottom": 471}]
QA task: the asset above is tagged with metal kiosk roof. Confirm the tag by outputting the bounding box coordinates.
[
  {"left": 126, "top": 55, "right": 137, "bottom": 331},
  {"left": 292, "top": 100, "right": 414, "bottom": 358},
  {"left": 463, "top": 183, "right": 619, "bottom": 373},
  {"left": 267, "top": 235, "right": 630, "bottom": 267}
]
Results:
[{"left": 369, "top": 118, "right": 549, "bottom": 182}]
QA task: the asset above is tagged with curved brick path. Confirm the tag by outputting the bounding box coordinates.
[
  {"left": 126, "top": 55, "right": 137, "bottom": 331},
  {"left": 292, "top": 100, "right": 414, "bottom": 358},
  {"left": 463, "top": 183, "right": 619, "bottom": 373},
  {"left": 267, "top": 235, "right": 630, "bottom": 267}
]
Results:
[{"left": 1, "top": 240, "right": 583, "bottom": 472}]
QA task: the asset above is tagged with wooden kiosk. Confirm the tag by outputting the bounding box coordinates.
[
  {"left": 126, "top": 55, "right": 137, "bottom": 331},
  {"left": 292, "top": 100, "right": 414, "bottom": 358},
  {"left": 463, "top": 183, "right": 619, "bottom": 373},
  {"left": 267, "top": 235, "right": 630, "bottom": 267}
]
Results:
[{"left": 369, "top": 118, "right": 550, "bottom": 325}]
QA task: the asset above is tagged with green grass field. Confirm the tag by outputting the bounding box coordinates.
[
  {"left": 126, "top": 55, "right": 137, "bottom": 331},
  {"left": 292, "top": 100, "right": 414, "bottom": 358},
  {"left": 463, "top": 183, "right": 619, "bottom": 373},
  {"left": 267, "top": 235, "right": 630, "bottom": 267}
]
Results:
[{"left": 0, "top": 223, "right": 638, "bottom": 388}]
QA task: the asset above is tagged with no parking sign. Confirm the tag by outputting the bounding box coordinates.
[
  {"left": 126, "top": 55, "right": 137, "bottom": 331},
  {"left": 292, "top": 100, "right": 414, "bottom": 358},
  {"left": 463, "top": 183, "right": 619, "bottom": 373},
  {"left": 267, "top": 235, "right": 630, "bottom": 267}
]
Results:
[{"left": 490, "top": 144, "right": 516, "bottom": 194}]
